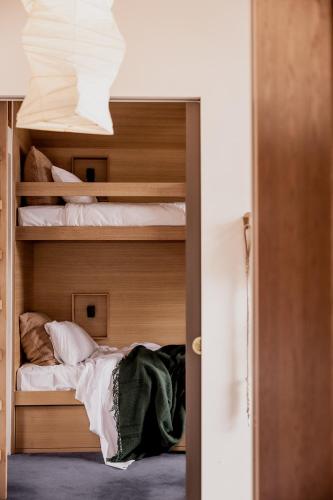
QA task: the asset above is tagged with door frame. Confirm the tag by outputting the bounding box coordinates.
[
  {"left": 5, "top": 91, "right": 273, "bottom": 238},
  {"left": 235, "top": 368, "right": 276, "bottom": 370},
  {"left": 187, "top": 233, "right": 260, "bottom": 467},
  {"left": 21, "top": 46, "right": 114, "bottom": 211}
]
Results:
[
  {"left": 0, "top": 97, "right": 202, "bottom": 500},
  {"left": 185, "top": 101, "right": 201, "bottom": 500},
  {"left": 0, "top": 102, "right": 8, "bottom": 500}
]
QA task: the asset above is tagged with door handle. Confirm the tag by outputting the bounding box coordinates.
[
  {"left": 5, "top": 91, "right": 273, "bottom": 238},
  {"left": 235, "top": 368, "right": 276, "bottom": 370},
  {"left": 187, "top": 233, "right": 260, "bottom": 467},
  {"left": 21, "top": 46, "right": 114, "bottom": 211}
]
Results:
[{"left": 192, "top": 337, "right": 201, "bottom": 355}]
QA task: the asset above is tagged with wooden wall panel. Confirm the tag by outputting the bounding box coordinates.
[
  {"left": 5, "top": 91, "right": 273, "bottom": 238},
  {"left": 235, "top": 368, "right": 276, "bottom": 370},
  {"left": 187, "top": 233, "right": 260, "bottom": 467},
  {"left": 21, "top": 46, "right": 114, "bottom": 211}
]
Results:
[
  {"left": 38, "top": 148, "right": 186, "bottom": 183},
  {"left": 14, "top": 242, "right": 33, "bottom": 379},
  {"left": 253, "top": 1, "right": 333, "bottom": 499},
  {"left": 28, "top": 102, "right": 186, "bottom": 150},
  {"left": 12, "top": 102, "right": 33, "bottom": 376},
  {"left": 0, "top": 100, "right": 8, "bottom": 500},
  {"left": 13, "top": 101, "right": 31, "bottom": 184},
  {"left": 30, "top": 241, "right": 185, "bottom": 347},
  {"left": 13, "top": 100, "right": 186, "bottom": 200}
]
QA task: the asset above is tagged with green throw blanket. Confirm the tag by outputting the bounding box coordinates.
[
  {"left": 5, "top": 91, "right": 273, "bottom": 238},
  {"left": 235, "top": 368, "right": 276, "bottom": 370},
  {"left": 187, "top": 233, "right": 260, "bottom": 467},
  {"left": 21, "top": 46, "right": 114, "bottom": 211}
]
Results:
[{"left": 110, "top": 344, "right": 185, "bottom": 462}]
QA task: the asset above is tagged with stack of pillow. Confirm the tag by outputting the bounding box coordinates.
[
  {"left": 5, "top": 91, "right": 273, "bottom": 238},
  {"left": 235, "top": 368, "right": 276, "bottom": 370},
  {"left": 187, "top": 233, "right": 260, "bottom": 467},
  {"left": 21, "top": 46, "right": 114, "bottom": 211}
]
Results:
[
  {"left": 23, "top": 146, "right": 97, "bottom": 205},
  {"left": 20, "top": 312, "right": 98, "bottom": 366}
]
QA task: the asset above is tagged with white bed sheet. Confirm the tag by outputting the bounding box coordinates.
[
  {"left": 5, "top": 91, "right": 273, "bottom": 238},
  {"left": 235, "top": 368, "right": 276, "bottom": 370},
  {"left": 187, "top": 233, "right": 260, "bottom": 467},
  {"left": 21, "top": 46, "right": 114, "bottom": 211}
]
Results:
[
  {"left": 18, "top": 202, "right": 186, "bottom": 227},
  {"left": 17, "top": 343, "right": 161, "bottom": 470},
  {"left": 17, "top": 362, "right": 84, "bottom": 391}
]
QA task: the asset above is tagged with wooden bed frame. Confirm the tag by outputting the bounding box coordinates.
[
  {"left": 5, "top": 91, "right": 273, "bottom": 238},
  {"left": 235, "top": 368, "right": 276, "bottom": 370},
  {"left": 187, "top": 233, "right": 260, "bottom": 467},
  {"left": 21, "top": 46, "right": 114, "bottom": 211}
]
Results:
[
  {"left": 14, "top": 391, "right": 185, "bottom": 453},
  {"left": 11, "top": 100, "right": 189, "bottom": 455}
]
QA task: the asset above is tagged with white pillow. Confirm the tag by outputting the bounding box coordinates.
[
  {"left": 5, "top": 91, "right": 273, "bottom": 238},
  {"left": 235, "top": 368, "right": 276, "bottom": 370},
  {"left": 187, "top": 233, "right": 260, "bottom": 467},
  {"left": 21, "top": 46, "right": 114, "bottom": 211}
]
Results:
[
  {"left": 51, "top": 165, "right": 97, "bottom": 204},
  {"left": 44, "top": 321, "right": 98, "bottom": 365}
]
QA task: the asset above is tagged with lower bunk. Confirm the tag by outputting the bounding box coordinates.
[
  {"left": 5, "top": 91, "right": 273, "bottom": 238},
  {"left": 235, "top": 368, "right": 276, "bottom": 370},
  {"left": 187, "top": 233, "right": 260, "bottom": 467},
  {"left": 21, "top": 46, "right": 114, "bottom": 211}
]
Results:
[
  {"left": 14, "top": 342, "right": 186, "bottom": 464},
  {"left": 13, "top": 237, "right": 186, "bottom": 465}
]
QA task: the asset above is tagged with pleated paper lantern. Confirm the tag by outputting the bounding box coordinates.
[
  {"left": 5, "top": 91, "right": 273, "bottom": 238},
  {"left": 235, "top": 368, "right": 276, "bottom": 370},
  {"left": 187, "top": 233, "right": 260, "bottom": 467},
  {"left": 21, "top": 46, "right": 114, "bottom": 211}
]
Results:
[{"left": 17, "top": 0, "right": 126, "bottom": 134}]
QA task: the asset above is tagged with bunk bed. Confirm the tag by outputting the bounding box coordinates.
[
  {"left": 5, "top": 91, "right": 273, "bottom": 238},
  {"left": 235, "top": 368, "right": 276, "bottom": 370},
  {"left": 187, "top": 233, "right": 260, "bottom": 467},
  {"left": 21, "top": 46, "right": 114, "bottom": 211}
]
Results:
[{"left": 12, "top": 101, "right": 187, "bottom": 456}]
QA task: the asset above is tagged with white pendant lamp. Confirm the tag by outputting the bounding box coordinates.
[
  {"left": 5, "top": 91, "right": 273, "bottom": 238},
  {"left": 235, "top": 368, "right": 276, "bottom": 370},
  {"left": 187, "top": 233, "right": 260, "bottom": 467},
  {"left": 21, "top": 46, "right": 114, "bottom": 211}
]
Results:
[{"left": 17, "top": 0, "right": 126, "bottom": 135}]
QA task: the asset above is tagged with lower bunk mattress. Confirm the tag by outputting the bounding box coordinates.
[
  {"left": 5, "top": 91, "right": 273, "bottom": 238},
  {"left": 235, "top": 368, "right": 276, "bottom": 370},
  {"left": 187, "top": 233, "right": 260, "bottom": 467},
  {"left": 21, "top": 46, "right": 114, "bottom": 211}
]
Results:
[
  {"left": 18, "top": 202, "right": 186, "bottom": 227},
  {"left": 17, "top": 362, "right": 84, "bottom": 391}
]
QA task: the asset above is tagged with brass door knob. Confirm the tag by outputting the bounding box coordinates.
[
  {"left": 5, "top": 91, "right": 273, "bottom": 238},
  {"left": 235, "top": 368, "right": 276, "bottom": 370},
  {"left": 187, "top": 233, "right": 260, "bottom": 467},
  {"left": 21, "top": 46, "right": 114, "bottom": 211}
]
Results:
[{"left": 192, "top": 337, "right": 202, "bottom": 355}]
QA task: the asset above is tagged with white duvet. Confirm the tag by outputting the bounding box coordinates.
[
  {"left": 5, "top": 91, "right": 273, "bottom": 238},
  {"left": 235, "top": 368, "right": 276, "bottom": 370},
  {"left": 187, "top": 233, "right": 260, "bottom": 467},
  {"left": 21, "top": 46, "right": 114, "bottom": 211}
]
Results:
[
  {"left": 18, "top": 202, "right": 186, "bottom": 227},
  {"left": 18, "top": 343, "right": 160, "bottom": 469}
]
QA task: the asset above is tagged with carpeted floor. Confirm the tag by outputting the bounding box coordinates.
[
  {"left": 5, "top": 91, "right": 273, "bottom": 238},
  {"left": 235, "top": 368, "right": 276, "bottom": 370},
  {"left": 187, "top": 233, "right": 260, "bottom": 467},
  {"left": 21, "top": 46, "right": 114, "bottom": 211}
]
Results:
[{"left": 8, "top": 452, "right": 186, "bottom": 500}]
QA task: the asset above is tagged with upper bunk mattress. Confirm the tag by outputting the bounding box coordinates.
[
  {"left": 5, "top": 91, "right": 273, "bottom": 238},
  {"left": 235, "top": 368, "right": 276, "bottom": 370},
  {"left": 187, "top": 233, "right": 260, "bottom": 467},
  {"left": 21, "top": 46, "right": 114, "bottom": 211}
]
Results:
[{"left": 18, "top": 202, "right": 186, "bottom": 227}]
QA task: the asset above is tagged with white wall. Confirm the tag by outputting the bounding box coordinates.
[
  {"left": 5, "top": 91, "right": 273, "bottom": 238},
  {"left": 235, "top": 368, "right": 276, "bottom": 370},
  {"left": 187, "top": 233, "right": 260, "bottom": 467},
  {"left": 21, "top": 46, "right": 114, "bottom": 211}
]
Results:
[{"left": 0, "top": 1, "right": 253, "bottom": 499}]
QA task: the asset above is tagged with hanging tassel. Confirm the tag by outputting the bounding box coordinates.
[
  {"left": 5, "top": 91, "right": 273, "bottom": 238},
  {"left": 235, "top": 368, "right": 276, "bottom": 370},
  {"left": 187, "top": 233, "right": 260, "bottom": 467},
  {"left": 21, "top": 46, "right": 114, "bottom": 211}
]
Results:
[{"left": 243, "top": 212, "right": 251, "bottom": 425}]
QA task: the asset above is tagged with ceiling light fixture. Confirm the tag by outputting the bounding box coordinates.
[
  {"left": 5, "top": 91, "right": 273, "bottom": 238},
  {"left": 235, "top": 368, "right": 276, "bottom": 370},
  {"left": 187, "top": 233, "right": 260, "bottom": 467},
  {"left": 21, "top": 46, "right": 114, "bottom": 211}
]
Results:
[{"left": 17, "top": 0, "right": 126, "bottom": 135}]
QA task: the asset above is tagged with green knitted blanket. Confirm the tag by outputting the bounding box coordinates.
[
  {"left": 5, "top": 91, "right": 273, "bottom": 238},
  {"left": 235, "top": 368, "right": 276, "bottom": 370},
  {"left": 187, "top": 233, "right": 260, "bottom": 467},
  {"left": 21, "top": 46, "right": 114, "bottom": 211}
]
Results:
[{"left": 109, "top": 344, "right": 185, "bottom": 463}]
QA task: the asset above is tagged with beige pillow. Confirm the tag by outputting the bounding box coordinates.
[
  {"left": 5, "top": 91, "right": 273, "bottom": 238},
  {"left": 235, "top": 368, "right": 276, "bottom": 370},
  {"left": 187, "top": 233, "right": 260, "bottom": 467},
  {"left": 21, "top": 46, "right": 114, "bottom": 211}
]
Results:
[
  {"left": 20, "top": 312, "right": 59, "bottom": 366},
  {"left": 23, "top": 146, "right": 60, "bottom": 205}
]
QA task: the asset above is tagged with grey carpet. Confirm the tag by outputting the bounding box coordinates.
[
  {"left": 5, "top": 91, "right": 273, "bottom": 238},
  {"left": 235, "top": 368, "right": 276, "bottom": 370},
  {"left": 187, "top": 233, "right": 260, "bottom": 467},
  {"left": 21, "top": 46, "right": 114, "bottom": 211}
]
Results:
[{"left": 8, "top": 452, "right": 185, "bottom": 500}]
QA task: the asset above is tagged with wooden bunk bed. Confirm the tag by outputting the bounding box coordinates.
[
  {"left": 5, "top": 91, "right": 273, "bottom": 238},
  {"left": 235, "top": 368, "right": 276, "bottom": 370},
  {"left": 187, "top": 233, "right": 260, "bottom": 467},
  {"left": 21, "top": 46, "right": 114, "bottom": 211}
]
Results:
[{"left": 11, "top": 100, "right": 188, "bottom": 455}]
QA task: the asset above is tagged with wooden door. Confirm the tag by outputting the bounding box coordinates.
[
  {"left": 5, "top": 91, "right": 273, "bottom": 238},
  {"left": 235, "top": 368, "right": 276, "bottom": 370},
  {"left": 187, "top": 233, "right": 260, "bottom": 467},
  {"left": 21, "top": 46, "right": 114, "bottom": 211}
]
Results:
[
  {"left": 0, "top": 102, "right": 8, "bottom": 499},
  {"left": 186, "top": 101, "right": 201, "bottom": 500},
  {"left": 253, "top": 1, "right": 333, "bottom": 499}
]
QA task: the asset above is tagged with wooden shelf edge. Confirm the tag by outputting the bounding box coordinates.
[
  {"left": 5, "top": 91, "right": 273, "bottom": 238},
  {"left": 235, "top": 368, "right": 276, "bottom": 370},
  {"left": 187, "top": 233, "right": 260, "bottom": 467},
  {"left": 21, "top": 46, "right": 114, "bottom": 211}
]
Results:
[
  {"left": 16, "top": 182, "right": 186, "bottom": 198},
  {"left": 15, "top": 390, "right": 81, "bottom": 406},
  {"left": 16, "top": 226, "right": 186, "bottom": 241},
  {"left": 15, "top": 448, "right": 101, "bottom": 453}
]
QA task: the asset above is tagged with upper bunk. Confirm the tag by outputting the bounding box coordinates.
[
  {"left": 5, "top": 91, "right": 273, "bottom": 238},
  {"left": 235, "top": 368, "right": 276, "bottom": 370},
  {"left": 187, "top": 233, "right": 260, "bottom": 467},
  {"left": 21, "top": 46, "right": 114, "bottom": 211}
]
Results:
[{"left": 13, "top": 100, "right": 188, "bottom": 242}]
